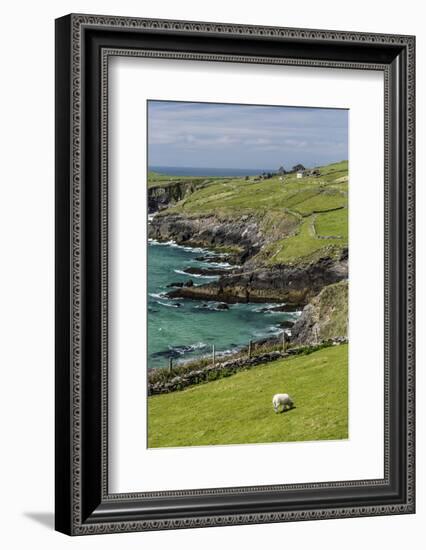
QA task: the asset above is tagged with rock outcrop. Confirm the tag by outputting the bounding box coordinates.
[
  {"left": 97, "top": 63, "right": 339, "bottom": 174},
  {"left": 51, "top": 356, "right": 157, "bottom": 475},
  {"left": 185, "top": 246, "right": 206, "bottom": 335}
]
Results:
[
  {"left": 167, "top": 253, "right": 348, "bottom": 307},
  {"left": 291, "top": 280, "right": 348, "bottom": 344},
  {"left": 149, "top": 212, "right": 264, "bottom": 262},
  {"left": 150, "top": 209, "right": 348, "bottom": 309},
  {"left": 148, "top": 180, "right": 207, "bottom": 213}
]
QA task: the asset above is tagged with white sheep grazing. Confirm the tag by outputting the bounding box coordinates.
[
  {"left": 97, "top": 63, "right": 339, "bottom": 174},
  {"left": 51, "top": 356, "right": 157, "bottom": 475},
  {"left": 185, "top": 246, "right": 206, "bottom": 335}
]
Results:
[{"left": 272, "top": 393, "right": 294, "bottom": 413}]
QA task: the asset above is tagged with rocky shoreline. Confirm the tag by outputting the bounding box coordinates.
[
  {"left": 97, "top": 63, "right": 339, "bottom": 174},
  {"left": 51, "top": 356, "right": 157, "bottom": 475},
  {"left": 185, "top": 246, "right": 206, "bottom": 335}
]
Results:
[
  {"left": 147, "top": 181, "right": 349, "bottom": 366},
  {"left": 149, "top": 211, "right": 348, "bottom": 308},
  {"left": 166, "top": 254, "right": 347, "bottom": 306},
  {"left": 148, "top": 212, "right": 263, "bottom": 263}
]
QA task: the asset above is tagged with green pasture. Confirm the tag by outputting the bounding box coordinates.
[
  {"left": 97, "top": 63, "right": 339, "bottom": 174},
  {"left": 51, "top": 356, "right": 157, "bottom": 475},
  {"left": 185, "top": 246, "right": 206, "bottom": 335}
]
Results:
[{"left": 148, "top": 344, "right": 348, "bottom": 448}]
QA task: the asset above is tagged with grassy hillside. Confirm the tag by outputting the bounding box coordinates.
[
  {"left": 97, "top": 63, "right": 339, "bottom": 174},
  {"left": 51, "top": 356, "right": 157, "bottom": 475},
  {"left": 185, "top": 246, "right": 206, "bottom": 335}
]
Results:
[
  {"left": 150, "top": 161, "right": 348, "bottom": 265},
  {"left": 148, "top": 343, "right": 348, "bottom": 448},
  {"left": 167, "top": 161, "right": 348, "bottom": 215}
]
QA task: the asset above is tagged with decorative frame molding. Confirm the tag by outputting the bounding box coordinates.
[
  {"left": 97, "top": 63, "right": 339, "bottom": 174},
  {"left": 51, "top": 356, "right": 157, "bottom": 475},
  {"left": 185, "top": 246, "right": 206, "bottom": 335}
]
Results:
[{"left": 55, "top": 14, "right": 415, "bottom": 535}]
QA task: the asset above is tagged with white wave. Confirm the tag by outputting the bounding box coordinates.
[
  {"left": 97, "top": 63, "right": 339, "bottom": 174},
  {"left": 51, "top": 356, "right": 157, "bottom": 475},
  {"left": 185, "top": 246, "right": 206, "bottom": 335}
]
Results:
[
  {"left": 148, "top": 238, "right": 177, "bottom": 247},
  {"left": 148, "top": 292, "right": 167, "bottom": 299},
  {"left": 252, "top": 324, "right": 284, "bottom": 339},
  {"left": 147, "top": 238, "right": 231, "bottom": 258},
  {"left": 168, "top": 342, "right": 208, "bottom": 355},
  {"left": 252, "top": 303, "right": 303, "bottom": 315},
  {"left": 180, "top": 246, "right": 209, "bottom": 254},
  {"left": 156, "top": 300, "right": 181, "bottom": 308},
  {"left": 173, "top": 269, "right": 219, "bottom": 279},
  {"left": 207, "top": 262, "right": 233, "bottom": 268},
  {"left": 194, "top": 302, "right": 230, "bottom": 311},
  {"left": 269, "top": 325, "right": 285, "bottom": 335},
  {"left": 190, "top": 342, "right": 208, "bottom": 350}
]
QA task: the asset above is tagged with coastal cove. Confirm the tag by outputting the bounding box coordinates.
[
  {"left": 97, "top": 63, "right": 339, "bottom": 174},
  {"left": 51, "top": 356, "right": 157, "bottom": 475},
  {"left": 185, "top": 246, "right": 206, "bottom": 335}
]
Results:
[
  {"left": 147, "top": 160, "right": 349, "bottom": 371},
  {"left": 148, "top": 238, "right": 300, "bottom": 369}
]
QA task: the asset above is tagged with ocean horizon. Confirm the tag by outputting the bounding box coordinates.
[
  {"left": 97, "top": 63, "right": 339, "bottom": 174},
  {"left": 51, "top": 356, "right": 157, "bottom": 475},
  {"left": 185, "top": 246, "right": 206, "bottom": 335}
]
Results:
[{"left": 149, "top": 165, "right": 274, "bottom": 177}]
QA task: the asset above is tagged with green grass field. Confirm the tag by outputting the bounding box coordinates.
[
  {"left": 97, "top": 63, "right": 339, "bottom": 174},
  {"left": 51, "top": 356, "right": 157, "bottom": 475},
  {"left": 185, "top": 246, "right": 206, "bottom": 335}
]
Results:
[
  {"left": 315, "top": 208, "right": 349, "bottom": 240},
  {"left": 263, "top": 217, "right": 342, "bottom": 265},
  {"left": 160, "top": 161, "right": 348, "bottom": 215},
  {"left": 148, "top": 344, "right": 348, "bottom": 448}
]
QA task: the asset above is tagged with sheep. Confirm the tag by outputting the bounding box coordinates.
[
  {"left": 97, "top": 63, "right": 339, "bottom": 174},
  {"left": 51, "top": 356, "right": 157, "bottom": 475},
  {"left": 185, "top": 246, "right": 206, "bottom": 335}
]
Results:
[{"left": 272, "top": 393, "right": 294, "bottom": 413}]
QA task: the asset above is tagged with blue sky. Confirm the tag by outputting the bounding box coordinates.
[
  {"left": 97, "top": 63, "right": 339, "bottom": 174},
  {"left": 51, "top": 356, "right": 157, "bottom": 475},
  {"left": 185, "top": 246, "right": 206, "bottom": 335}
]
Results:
[{"left": 148, "top": 101, "right": 348, "bottom": 171}]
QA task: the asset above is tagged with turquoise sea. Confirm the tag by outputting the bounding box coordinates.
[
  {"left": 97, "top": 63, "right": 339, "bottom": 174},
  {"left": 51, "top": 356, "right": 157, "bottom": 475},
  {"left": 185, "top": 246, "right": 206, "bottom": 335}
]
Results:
[{"left": 147, "top": 239, "right": 300, "bottom": 369}]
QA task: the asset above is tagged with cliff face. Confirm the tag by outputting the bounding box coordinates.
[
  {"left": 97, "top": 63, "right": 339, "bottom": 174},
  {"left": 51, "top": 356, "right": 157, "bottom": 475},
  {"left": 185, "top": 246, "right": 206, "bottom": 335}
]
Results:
[
  {"left": 149, "top": 212, "right": 265, "bottom": 262},
  {"left": 148, "top": 181, "right": 205, "bottom": 213},
  {"left": 291, "top": 280, "right": 348, "bottom": 344}
]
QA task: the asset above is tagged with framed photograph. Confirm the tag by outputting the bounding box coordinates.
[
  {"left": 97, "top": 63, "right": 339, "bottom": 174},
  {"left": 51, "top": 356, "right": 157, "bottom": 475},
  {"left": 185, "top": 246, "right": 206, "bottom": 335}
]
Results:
[{"left": 55, "top": 14, "right": 415, "bottom": 535}]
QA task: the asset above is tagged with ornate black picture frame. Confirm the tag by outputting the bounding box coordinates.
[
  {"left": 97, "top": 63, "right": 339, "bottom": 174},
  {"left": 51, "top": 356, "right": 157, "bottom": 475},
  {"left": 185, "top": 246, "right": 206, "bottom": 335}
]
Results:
[{"left": 55, "top": 14, "right": 415, "bottom": 535}]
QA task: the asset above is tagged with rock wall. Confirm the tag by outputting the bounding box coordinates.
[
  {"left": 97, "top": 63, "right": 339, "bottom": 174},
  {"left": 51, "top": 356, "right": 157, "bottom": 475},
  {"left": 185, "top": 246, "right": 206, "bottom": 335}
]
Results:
[{"left": 148, "top": 340, "right": 347, "bottom": 395}]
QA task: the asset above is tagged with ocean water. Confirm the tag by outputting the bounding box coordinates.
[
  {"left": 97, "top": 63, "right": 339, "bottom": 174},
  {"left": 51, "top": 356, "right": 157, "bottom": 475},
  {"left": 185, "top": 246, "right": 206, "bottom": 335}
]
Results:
[
  {"left": 148, "top": 240, "right": 300, "bottom": 369},
  {"left": 149, "top": 165, "right": 272, "bottom": 177}
]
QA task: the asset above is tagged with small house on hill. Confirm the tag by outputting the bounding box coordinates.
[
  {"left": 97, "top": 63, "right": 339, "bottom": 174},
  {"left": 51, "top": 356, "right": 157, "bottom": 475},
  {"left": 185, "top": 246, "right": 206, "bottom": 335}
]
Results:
[{"left": 296, "top": 170, "right": 305, "bottom": 179}]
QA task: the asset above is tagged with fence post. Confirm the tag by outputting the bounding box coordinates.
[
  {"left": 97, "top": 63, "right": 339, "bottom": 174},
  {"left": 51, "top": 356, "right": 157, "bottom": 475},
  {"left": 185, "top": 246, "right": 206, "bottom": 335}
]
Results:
[
  {"left": 248, "top": 340, "right": 252, "bottom": 358},
  {"left": 212, "top": 344, "right": 216, "bottom": 367},
  {"left": 168, "top": 358, "right": 173, "bottom": 373},
  {"left": 282, "top": 331, "right": 288, "bottom": 353}
]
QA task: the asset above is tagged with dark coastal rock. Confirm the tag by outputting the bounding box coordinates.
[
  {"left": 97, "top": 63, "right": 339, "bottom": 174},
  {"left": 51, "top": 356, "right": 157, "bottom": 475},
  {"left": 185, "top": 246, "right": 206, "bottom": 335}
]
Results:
[
  {"left": 279, "top": 320, "right": 295, "bottom": 329},
  {"left": 167, "top": 281, "right": 184, "bottom": 288},
  {"left": 195, "top": 254, "right": 233, "bottom": 264},
  {"left": 215, "top": 302, "right": 229, "bottom": 310},
  {"left": 148, "top": 212, "right": 264, "bottom": 262},
  {"left": 184, "top": 279, "right": 194, "bottom": 287},
  {"left": 166, "top": 255, "right": 348, "bottom": 306},
  {"left": 183, "top": 266, "right": 233, "bottom": 277}
]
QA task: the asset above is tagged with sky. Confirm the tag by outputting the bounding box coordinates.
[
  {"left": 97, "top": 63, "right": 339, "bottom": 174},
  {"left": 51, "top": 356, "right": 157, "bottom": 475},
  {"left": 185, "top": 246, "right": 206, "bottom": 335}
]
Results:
[{"left": 148, "top": 100, "right": 348, "bottom": 171}]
